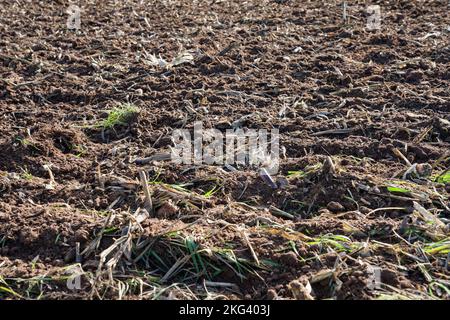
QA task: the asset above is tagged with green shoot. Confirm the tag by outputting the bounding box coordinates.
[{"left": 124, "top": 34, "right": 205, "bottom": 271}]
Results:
[{"left": 97, "top": 104, "right": 139, "bottom": 129}]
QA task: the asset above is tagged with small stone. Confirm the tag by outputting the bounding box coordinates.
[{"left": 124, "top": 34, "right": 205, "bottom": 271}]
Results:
[
  {"left": 266, "top": 289, "right": 278, "bottom": 300},
  {"left": 416, "top": 163, "right": 432, "bottom": 177},
  {"left": 276, "top": 177, "right": 289, "bottom": 189},
  {"left": 74, "top": 229, "right": 90, "bottom": 242},
  {"left": 278, "top": 251, "right": 300, "bottom": 267},
  {"left": 381, "top": 269, "right": 400, "bottom": 286},
  {"left": 327, "top": 201, "right": 345, "bottom": 213},
  {"left": 156, "top": 200, "right": 179, "bottom": 219},
  {"left": 405, "top": 70, "right": 423, "bottom": 83},
  {"left": 288, "top": 277, "right": 314, "bottom": 300},
  {"left": 360, "top": 206, "right": 371, "bottom": 214}
]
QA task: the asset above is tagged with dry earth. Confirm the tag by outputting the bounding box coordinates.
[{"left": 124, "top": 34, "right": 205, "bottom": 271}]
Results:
[{"left": 0, "top": 0, "right": 449, "bottom": 300}]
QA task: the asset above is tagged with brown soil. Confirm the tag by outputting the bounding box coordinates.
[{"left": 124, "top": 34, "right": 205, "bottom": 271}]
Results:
[{"left": 0, "top": 0, "right": 449, "bottom": 300}]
